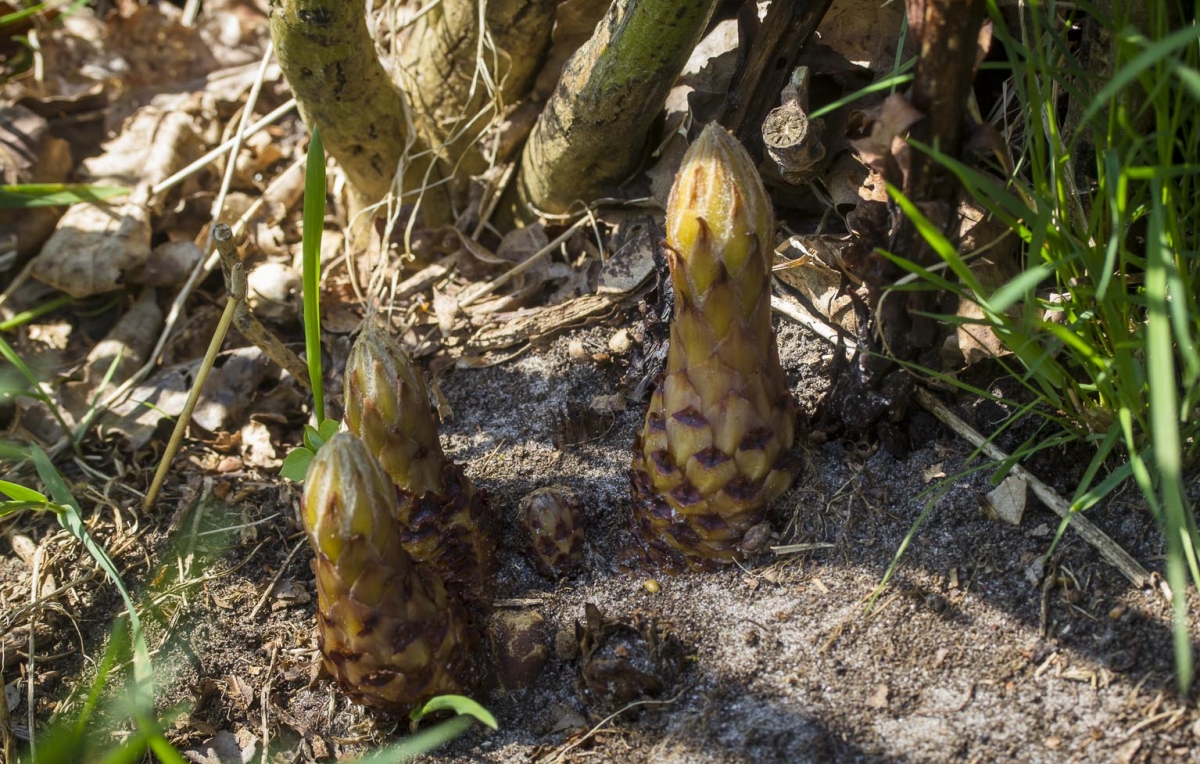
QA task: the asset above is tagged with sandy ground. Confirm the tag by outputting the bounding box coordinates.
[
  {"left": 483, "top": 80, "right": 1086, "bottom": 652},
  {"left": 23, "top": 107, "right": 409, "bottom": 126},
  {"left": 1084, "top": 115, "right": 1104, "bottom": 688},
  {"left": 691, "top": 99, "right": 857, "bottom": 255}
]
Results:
[{"left": 3, "top": 316, "right": 1199, "bottom": 764}]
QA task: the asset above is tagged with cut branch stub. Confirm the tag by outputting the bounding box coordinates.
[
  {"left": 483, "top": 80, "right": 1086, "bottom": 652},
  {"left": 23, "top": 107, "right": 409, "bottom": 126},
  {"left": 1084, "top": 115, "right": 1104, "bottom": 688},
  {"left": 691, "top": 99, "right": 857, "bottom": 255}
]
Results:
[
  {"left": 516, "top": 0, "right": 721, "bottom": 217},
  {"left": 268, "top": 0, "right": 447, "bottom": 215},
  {"left": 721, "top": 0, "right": 833, "bottom": 155}
]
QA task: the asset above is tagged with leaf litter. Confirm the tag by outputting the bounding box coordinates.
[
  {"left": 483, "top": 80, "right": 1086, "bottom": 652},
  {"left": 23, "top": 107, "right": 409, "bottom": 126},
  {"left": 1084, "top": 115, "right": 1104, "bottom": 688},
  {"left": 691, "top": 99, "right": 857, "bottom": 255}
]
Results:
[{"left": 0, "top": 1, "right": 1196, "bottom": 763}]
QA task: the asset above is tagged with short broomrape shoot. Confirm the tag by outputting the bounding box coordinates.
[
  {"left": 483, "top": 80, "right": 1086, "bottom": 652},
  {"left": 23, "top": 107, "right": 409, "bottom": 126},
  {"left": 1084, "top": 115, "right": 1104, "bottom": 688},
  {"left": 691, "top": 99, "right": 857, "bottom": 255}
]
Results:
[{"left": 302, "top": 432, "right": 474, "bottom": 713}]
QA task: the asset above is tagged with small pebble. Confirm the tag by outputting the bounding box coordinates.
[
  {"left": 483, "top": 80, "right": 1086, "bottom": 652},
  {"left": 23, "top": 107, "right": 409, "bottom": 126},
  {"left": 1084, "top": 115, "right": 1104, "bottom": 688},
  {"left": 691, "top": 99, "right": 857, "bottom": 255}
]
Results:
[
  {"left": 608, "top": 328, "right": 632, "bottom": 354},
  {"left": 643, "top": 578, "right": 661, "bottom": 594},
  {"left": 246, "top": 261, "right": 302, "bottom": 322},
  {"left": 568, "top": 339, "right": 586, "bottom": 360}
]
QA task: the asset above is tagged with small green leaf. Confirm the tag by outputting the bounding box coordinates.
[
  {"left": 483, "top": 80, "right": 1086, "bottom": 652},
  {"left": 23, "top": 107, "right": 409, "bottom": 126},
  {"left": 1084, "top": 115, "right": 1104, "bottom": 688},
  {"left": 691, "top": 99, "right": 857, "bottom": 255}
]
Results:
[
  {"left": 302, "top": 424, "right": 322, "bottom": 451},
  {"left": 280, "top": 447, "right": 315, "bottom": 482},
  {"left": 0, "top": 478, "right": 47, "bottom": 503},
  {"left": 0, "top": 500, "right": 58, "bottom": 519},
  {"left": 410, "top": 695, "right": 498, "bottom": 730},
  {"left": 318, "top": 418, "right": 339, "bottom": 442}
]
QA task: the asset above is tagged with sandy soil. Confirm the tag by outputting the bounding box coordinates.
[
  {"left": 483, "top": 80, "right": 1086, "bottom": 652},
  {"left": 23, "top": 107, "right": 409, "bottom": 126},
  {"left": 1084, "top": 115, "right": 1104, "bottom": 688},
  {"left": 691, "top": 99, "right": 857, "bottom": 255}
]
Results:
[{"left": 5, "top": 311, "right": 1195, "bottom": 764}]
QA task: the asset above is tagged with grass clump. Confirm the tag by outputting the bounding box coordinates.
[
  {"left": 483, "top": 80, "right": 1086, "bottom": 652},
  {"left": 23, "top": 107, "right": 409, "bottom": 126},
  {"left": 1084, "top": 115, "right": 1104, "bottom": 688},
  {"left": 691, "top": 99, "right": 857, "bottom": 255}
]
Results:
[{"left": 885, "top": 0, "right": 1199, "bottom": 689}]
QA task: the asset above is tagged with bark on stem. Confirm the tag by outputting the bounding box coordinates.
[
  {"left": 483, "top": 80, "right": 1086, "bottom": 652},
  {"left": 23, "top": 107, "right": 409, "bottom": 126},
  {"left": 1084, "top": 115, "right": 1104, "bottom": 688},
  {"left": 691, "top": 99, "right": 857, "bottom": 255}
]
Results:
[
  {"left": 268, "top": 0, "right": 446, "bottom": 213},
  {"left": 401, "top": 0, "right": 556, "bottom": 189},
  {"left": 516, "top": 0, "right": 721, "bottom": 217}
]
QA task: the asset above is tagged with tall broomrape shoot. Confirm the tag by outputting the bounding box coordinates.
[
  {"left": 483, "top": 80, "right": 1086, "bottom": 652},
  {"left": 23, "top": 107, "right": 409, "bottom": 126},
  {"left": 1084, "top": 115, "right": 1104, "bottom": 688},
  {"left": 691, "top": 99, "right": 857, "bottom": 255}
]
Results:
[
  {"left": 631, "top": 123, "right": 796, "bottom": 570},
  {"left": 344, "top": 321, "right": 496, "bottom": 600},
  {"left": 302, "top": 433, "right": 473, "bottom": 712}
]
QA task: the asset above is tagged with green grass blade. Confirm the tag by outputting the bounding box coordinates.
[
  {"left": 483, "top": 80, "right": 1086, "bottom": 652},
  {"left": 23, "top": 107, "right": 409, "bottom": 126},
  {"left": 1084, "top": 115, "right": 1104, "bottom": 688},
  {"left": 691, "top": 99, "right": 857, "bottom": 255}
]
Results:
[
  {"left": 302, "top": 128, "right": 327, "bottom": 424},
  {"left": 809, "top": 71, "right": 915, "bottom": 120},
  {"left": 0, "top": 183, "right": 128, "bottom": 208},
  {"left": 350, "top": 716, "right": 477, "bottom": 764},
  {"left": 29, "top": 446, "right": 154, "bottom": 690},
  {"left": 411, "top": 695, "right": 497, "bottom": 729},
  {"left": 1079, "top": 24, "right": 1200, "bottom": 129},
  {"left": 1144, "top": 183, "right": 1195, "bottom": 692},
  {"left": 0, "top": 333, "right": 74, "bottom": 438}
]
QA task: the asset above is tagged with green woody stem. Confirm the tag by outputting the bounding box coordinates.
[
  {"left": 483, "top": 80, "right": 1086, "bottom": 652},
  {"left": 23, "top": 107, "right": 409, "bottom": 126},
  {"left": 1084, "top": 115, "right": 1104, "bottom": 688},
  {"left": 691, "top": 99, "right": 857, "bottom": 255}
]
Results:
[
  {"left": 516, "top": 0, "right": 721, "bottom": 216},
  {"left": 268, "top": 0, "right": 447, "bottom": 214}
]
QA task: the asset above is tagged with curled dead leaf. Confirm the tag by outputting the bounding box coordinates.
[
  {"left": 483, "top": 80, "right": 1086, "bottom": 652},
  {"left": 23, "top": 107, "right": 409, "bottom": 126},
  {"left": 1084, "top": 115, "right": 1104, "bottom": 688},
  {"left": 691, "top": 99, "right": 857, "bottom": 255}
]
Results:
[{"left": 31, "top": 201, "right": 152, "bottom": 298}]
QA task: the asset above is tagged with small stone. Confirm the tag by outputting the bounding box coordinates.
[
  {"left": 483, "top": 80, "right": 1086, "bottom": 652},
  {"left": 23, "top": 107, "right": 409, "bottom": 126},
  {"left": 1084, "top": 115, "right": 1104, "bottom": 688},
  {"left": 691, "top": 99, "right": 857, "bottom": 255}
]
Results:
[
  {"left": 608, "top": 328, "right": 633, "bottom": 354},
  {"left": 568, "top": 339, "right": 586, "bottom": 360},
  {"left": 246, "top": 261, "right": 302, "bottom": 322},
  {"left": 589, "top": 393, "right": 626, "bottom": 416},
  {"left": 643, "top": 578, "right": 661, "bottom": 594},
  {"left": 866, "top": 683, "right": 889, "bottom": 709},
  {"left": 1043, "top": 736, "right": 1061, "bottom": 750}
]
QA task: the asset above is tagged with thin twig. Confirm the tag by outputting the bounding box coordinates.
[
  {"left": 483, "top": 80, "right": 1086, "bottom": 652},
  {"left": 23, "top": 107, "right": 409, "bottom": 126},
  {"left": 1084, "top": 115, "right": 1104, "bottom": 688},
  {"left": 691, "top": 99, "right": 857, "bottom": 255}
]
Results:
[
  {"left": 151, "top": 99, "right": 297, "bottom": 197},
  {"left": 26, "top": 544, "right": 43, "bottom": 761},
  {"left": 260, "top": 642, "right": 279, "bottom": 764},
  {"left": 774, "top": 281, "right": 1157, "bottom": 594},
  {"left": 539, "top": 687, "right": 689, "bottom": 764},
  {"left": 249, "top": 539, "right": 306, "bottom": 620},
  {"left": 143, "top": 282, "right": 238, "bottom": 509},
  {"left": 78, "top": 47, "right": 283, "bottom": 441},
  {"left": 913, "top": 387, "right": 1154, "bottom": 590},
  {"left": 458, "top": 216, "right": 590, "bottom": 307},
  {"left": 215, "top": 229, "right": 311, "bottom": 388},
  {"left": 770, "top": 292, "right": 856, "bottom": 352},
  {"left": 0, "top": 639, "right": 14, "bottom": 762}
]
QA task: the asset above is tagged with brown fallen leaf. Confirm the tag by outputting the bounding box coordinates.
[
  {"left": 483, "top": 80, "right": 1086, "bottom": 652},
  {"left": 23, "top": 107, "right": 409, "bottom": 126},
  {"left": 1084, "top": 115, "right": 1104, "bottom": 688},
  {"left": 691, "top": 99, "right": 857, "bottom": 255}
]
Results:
[
  {"left": 922, "top": 461, "right": 946, "bottom": 483},
  {"left": 598, "top": 214, "right": 658, "bottom": 295},
  {"left": 981, "top": 472, "right": 1028, "bottom": 526},
  {"left": 0, "top": 105, "right": 72, "bottom": 260},
  {"left": 31, "top": 201, "right": 152, "bottom": 298},
  {"left": 60, "top": 288, "right": 163, "bottom": 420},
  {"left": 102, "top": 346, "right": 272, "bottom": 449},
  {"left": 240, "top": 420, "right": 279, "bottom": 469},
  {"left": 774, "top": 237, "right": 860, "bottom": 335}
]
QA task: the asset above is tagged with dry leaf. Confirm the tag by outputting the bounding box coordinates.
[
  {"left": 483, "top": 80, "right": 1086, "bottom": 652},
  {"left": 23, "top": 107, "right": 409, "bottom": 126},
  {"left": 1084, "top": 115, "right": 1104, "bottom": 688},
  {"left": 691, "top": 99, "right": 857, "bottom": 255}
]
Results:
[
  {"left": 849, "top": 93, "right": 924, "bottom": 185},
  {"left": 774, "top": 237, "right": 859, "bottom": 334},
  {"left": 819, "top": 0, "right": 908, "bottom": 73},
  {"left": 31, "top": 201, "right": 152, "bottom": 298},
  {"left": 103, "top": 347, "right": 271, "bottom": 448},
  {"left": 922, "top": 462, "right": 946, "bottom": 483},
  {"left": 981, "top": 473, "right": 1027, "bottom": 526},
  {"left": 132, "top": 240, "right": 204, "bottom": 287},
  {"left": 0, "top": 105, "right": 72, "bottom": 259},
  {"left": 952, "top": 298, "right": 1013, "bottom": 366},
  {"left": 60, "top": 288, "right": 162, "bottom": 419},
  {"left": 432, "top": 289, "right": 461, "bottom": 340},
  {"left": 677, "top": 18, "right": 741, "bottom": 122},
  {"left": 81, "top": 108, "right": 202, "bottom": 194},
  {"left": 465, "top": 292, "right": 632, "bottom": 354},
  {"left": 598, "top": 215, "right": 657, "bottom": 294},
  {"left": 240, "top": 420, "right": 279, "bottom": 469}
]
